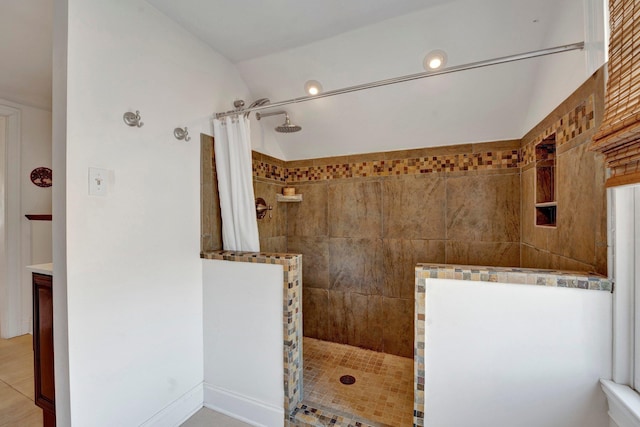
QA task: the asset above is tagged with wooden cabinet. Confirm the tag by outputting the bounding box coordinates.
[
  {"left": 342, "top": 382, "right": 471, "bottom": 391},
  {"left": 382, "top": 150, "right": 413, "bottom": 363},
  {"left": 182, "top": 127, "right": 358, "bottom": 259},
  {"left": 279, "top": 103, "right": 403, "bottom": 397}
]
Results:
[{"left": 33, "top": 272, "right": 56, "bottom": 427}]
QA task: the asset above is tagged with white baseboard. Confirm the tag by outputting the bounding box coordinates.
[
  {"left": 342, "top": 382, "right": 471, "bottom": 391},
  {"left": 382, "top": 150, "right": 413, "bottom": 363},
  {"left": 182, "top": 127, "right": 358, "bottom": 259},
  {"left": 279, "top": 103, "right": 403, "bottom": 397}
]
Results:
[
  {"left": 140, "top": 382, "right": 204, "bottom": 427},
  {"left": 21, "top": 316, "right": 31, "bottom": 335},
  {"left": 203, "top": 383, "right": 284, "bottom": 427}
]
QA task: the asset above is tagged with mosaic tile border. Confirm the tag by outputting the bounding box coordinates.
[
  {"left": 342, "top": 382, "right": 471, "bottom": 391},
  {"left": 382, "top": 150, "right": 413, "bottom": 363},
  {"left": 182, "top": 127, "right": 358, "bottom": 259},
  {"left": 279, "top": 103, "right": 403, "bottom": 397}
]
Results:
[
  {"left": 253, "top": 158, "right": 288, "bottom": 182},
  {"left": 286, "top": 150, "right": 519, "bottom": 182},
  {"left": 247, "top": 149, "right": 519, "bottom": 184},
  {"left": 521, "top": 94, "right": 596, "bottom": 167},
  {"left": 289, "top": 402, "right": 381, "bottom": 427},
  {"left": 200, "top": 250, "right": 303, "bottom": 416},
  {"left": 412, "top": 263, "right": 611, "bottom": 426}
]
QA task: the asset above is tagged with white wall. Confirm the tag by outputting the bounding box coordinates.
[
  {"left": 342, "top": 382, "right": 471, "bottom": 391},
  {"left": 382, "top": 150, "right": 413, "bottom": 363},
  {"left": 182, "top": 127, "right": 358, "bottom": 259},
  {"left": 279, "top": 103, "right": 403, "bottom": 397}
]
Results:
[
  {"left": 52, "top": 0, "right": 70, "bottom": 421},
  {"left": 202, "top": 260, "right": 285, "bottom": 427},
  {"left": 522, "top": 0, "right": 604, "bottom": 134},
  {"left": 17, "top": 101, "right": 52, "bottom": 335},
  {"left": 0, "top": 98, "right": 52, "bottom": 337},
  {"left": 57, "top": 0, "right": 252, "bottom": 424},
  {"left": 425, "top": 279, "right": 612, "bottom": 427}
]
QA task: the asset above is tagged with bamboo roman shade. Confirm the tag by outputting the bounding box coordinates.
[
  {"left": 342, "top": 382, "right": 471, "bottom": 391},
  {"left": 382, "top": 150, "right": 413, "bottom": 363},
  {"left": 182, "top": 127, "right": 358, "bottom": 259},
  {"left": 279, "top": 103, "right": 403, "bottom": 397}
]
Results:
[{"left": 591, "top": 0, "right": 640, "bottom": 187}]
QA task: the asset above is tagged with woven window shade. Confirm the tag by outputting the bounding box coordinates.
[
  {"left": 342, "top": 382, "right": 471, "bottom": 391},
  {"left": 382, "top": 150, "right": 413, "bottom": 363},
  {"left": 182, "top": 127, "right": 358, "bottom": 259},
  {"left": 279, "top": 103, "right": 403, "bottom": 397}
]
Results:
[{"left": 591, "top": 0, "right": 640, "bottom": 187}]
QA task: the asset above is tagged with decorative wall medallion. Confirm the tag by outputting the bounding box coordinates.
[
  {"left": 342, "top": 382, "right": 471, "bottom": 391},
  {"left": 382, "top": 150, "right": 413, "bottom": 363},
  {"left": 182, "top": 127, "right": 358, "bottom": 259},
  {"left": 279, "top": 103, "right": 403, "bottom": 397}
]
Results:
[{"left": 30, "top": 167, "right": 52, "bottom": 187}]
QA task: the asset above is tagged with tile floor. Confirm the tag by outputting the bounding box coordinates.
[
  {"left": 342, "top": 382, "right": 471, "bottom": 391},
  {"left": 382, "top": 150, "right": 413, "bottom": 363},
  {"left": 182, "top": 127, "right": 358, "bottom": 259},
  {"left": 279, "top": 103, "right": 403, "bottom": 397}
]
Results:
[
  {"left": 0, "top": 334, "right": 43, "bottom": 427},
  {"left": 301, "top": 337, "right": 414, "bottom": 427}
]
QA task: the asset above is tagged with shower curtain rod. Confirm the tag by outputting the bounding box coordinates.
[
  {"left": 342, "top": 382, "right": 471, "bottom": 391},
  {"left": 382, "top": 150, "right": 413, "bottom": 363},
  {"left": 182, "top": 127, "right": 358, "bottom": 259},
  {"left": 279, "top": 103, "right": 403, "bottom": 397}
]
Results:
[{"left": 214, "top": 41, "right": 585, "bottom": 119}]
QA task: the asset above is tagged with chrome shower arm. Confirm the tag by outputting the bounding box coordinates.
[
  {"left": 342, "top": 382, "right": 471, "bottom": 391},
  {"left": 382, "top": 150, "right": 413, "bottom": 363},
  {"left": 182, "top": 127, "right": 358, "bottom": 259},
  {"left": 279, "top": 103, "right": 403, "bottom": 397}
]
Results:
[{"left": 256, "top": 110, "right": 287, "bottom": 120}]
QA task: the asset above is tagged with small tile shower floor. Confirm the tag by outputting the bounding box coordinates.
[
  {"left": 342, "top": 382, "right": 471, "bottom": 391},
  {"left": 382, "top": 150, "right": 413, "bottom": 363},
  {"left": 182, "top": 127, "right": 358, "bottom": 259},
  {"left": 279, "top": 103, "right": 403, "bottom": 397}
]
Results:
[{"left": 302, "top": 337, "right": 413, "bottom": 427}]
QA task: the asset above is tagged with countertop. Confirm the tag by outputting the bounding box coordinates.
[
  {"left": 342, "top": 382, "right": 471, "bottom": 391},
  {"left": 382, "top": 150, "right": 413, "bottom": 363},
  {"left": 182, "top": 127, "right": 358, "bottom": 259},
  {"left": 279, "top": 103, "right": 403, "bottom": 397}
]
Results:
[{"left": 26, "top": 263, "right": 53, "bottom": 275}]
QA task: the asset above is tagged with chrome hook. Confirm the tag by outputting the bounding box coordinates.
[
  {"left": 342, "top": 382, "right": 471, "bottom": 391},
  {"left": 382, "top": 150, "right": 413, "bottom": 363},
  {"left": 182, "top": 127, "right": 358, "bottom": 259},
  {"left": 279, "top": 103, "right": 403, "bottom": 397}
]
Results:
[
  {"left": 123, "top": 110, "right": 143, "bottom": 127},
  {"left": 173, "top": 127, "right": 191, "bottom": 142}
]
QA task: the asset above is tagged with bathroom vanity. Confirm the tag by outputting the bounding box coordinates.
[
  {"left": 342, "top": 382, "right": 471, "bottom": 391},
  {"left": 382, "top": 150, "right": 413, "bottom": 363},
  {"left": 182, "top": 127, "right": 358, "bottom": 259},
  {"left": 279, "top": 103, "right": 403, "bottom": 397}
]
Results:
[{"left": 27, "top": 263, "right": 55, "bottom": 427}]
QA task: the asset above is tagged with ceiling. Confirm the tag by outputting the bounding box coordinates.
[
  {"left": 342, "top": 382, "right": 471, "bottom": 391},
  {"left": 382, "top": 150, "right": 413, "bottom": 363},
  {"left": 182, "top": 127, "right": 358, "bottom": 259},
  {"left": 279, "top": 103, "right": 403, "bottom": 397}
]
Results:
[
  {"left": 146, "top": 0, "right": 454, "bottom": 63},
  {"left": 0, "top": 0, "right": 597, "bottom": 160},
  {"left": 0, "top": 0, "right": 53, "bottom": 110},
  {"left": 148, "top": 0, "right": 593, "bottom": 160}
]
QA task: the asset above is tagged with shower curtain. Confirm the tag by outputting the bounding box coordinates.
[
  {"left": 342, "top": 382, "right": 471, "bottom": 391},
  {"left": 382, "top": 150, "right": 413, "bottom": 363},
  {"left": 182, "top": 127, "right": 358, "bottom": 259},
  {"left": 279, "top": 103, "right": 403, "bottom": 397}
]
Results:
[{"left": 212, "top": 116, "right": 260, "bottom": 252}]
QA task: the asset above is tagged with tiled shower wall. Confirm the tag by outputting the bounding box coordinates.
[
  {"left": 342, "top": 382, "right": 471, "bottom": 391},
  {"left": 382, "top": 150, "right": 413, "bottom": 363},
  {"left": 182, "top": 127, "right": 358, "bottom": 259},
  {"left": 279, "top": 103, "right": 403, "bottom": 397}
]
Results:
[
  {"left": 202, "top": 138, "right": 521, "bottom": 357},
  {"left": 520, "top": 68, "right": 607, "bottom": 275},
  {"left": 200, "top": 67, "right": 607, "bottom": 358},
  {"left": 252, "top": 152, "right": 288, "bottom": 253},
  {"left": 283, "top": 144, "right": 521, "bottom": 357}
]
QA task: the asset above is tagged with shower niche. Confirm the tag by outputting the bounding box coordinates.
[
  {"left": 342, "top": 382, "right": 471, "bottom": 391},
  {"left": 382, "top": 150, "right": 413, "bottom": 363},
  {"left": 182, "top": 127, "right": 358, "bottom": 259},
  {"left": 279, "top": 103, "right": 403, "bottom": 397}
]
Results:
[{"left": 535, "top": 134, "right": 557, "bottom": 227}]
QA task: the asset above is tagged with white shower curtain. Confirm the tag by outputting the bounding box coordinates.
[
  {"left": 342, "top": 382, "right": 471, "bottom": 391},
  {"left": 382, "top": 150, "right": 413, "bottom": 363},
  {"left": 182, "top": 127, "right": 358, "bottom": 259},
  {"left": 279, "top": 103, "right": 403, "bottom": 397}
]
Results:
[{"left": 213, "top": 116, "right": 260, "bottom": 252}]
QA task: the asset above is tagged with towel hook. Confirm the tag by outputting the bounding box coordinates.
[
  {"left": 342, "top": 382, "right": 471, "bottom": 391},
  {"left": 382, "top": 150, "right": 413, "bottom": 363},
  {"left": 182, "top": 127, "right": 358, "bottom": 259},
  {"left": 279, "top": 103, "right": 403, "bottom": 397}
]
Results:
[
  {"left": 173, "top": 127, "right": 191, "bottom": 142},
  {"left": 123, "top": 110, "right": 143, "bottom": 127}
]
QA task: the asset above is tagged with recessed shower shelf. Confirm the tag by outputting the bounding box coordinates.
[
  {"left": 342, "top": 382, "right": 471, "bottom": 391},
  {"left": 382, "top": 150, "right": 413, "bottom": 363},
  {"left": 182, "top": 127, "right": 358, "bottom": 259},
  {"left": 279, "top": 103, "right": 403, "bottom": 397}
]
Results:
[{"left": 276, "top": 194, "right": 303, "bottom": 202}]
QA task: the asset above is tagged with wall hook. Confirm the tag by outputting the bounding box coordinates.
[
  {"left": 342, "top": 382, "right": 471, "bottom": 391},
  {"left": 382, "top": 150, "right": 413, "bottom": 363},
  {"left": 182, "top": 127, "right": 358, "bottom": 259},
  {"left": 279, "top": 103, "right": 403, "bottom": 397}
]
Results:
[
  {"left": 123, "top": 110, "right": 143, "bottom": 127},
  {"left": 173, "top": 127, "right": 191, "bottom": 142}
]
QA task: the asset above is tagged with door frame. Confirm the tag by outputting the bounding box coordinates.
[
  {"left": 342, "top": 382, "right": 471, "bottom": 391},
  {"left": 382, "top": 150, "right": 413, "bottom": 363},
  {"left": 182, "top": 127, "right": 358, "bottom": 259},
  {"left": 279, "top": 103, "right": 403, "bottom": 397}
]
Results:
[{"left": 0, "top": 103, "right": 23, "bottom": 338}]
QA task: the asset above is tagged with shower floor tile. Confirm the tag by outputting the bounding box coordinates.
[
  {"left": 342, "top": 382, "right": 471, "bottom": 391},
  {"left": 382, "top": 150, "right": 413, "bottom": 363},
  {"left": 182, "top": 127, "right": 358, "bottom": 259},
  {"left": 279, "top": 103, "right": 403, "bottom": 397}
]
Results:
[{"left": 302, "top": 337, "right": 413, "bottom": 427}]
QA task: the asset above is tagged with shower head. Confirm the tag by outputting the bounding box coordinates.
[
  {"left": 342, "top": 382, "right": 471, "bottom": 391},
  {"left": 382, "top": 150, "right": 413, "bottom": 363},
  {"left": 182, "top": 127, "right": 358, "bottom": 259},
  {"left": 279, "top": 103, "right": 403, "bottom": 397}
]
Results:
[
  {"left": 275, "top": 115, "right": 302, "bottom": 133},
  {"left": 256, "top": 110, "right": 302, "bottom": 133},
  {"left": 243, "top": 98, "right": 271, "bottom": 118}
]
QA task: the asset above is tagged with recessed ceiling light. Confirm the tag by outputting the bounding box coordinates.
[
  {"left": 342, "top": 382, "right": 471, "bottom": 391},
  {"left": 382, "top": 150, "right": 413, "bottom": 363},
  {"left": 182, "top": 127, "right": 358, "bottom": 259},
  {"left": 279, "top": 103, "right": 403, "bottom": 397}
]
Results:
[
  {"left": 304, "top": 80, "right": 323, "bottom": 96},
  {"left": 423, "top": 50, "right": 448, "bottom": 71}
]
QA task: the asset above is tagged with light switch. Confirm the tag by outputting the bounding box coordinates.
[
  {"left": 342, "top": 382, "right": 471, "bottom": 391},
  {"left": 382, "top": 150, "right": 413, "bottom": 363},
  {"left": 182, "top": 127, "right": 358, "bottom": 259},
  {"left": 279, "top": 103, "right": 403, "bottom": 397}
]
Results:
[{"left": 89, "top": 167, "right": 109, "bottom": 196}]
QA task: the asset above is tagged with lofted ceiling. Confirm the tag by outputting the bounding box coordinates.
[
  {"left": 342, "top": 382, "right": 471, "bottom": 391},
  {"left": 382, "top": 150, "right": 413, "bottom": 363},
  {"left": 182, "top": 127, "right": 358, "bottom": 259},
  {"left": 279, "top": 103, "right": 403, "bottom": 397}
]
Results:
[
  {"left": 146, "top": 0, "right": 454, "bottom": 63},
  {"left": 0, "top": 0, "right": 53, "bottom": 110},
  {"left": 149, "top": 0, "right": 595, "bottom": 160},
  {"left": 1, "top": 0, "right": 599, "bottom": 160}
]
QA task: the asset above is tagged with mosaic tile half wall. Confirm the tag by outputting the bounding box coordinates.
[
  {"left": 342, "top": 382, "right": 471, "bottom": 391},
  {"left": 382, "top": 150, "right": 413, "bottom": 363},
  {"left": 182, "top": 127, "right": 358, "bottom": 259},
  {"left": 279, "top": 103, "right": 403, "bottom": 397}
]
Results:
[{"left": 201, "top": 251, "right": 303, "bottom": 416}]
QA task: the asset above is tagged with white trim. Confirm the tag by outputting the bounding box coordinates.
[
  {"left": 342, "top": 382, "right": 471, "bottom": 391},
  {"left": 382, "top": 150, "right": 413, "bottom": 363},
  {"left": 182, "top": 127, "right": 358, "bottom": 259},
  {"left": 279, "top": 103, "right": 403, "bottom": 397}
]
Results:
[
  {"left": 203, "top": 383, "right": 284, "bottom": 427},
  {"left": 139, "top": 382, "right": 204, "bottom": 427},
  {"left": 611, "top": 187, "right": 636, "bottom": 384},
  {"left": 583, "top": 0, "right": 607, "bottom": 75},
  {"left": 602, "top": 380, "right": 640, "bottom": 427},
  {"left": 0, "top": 103, "right": 22, "bottom": 339}
]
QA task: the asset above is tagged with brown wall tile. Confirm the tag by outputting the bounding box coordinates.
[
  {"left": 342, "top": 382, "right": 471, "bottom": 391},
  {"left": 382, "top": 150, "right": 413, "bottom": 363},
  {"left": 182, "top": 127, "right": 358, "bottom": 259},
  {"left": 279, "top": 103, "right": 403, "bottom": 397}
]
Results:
[
  {"left": 260, "top": 236, "right": 287, "bottom": 253},
  {"left": 254, "top": 180, "right": 286, "bottom": 239},
  {"left": 521, "top": 244, "right": 552, "bottom": 270},
  {"left": 519, "top": 68, "right": 607, "bottom": 275},
  {"left": 201, "top": 134, "right": 222, "bottom": 252},
  {"left": 327, "top": 290, "right": 353, "bottom": 345},
  {"left": 553, "top": 143, "right": 596, "bottom": 264},
  {"left": 382, "top": 297, "right": 414, "bottom": 358},
  {"left": 303, "top": 288, "right": 330, "bottom": 341},
  {"left": 287, "top": 236, "right": 329, "bottom": 289},
  {"left": 328, "top": 180, "right": 382, "bottom": 238},
  {"left": 350, "top": 293, "right": 384, "bottom": 351},
  {"left": 329, "top": 238, "right": 383, "bottom": 295},
  {"left": 383, "top": 239, "right": 445, "bottom": 299},
  {"left": 328, "top": 291, "right": 383, "bottom": 352},
  {"left": 549, "top": 253, "right": 596, "bottom": 273},
  {"left": 287, "top": 183, "right": 328, "bottom": 237},
  {"left": 446, "top": 174, "right": 520, "bottom": 242},
  {"left": 446, "top": 241, "right": 520, "bottom": 267},
  {"left": 383, "top": 176, "right": 446, "bottom": 239}
]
